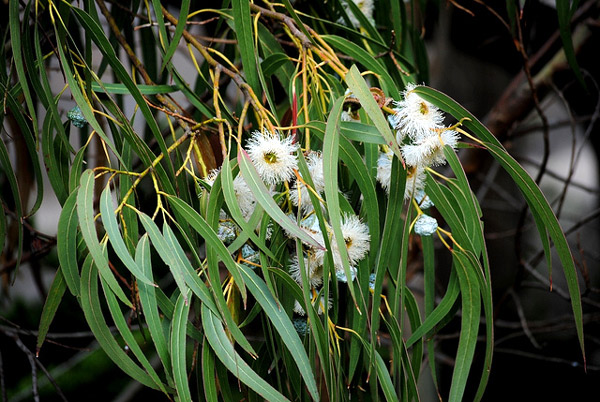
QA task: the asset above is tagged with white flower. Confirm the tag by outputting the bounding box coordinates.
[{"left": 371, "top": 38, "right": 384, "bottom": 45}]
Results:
[
  {"left": 401, "top": 129, "right": 460, "bottom": 167},
  {"left": 290, "top": 152, "right": 325, "bottom": 212},
  {"left": 289, "top": 254, "right": 323, "bottom": 288},
  {"left": 389, "top": 83, "right": 444, "bottom": 142},
  {"left": 293, "top": 295, "right": 332, "bottom": 316},
  {"left": 405, "top": 166, "right": 426, "bottom": 200},
  {"left": 414, "top": 214, "right": 438, "bottom": 236},
  {"left": 233, "top": 175, "right": 257, "bottom": 220},
  {"left": 318, "top": 214, "right": 370, "bottom": 272},
  {"left": 246, "top": 130, "right": 298, "bottom": 185},
  {"left": 339, "top": 214, "right": 370, "bottom": 265},
  {"left": 377, "top": 151, "right": 429, "bottom": 199},
  {"left": 204, "top": 168, "right": 221, "bottom": 186},
  {"left": 376, "top": 149, "right": 394, "bottom": 194}
]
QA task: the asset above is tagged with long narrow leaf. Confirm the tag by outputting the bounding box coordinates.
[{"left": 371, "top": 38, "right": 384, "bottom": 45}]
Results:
[
  {"left": 36, "top": 268, "right": 67, "bottom": 354},
  {"left": 77, "top": 170, "right": 131, "bottom": 306},
  {"left": 239, "top": 264, "right": 320, "bottom": 401},
  {"left": 171, "top": 289, "right": 192, "bottom": 401},
  {"left": 414, "top": 86, "right": 585, "bottom": 361},
  {"left": 99, "top": 186, "right": 154, "bottom": 286},
  {"left": 202, "top": 304, "right": 290, "bottom": 402}
]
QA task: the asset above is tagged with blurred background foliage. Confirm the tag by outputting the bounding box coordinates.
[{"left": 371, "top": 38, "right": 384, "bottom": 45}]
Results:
[{"left": 1, "top": 0, "right": 599, "bottom": 401}]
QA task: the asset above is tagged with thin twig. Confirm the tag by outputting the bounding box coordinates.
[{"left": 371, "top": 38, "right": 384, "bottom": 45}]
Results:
[
  {"left": 527, "top": 207, "right": 600, "bottom": 268},
  {"left": 13, "top": 336, "right": 40, "bottom": 402},
  {"left": 508, "top": 288, "right": 541, "bottom": 349},
  {"left": 495, "top": 348, "right": 595, "bottom": 371},
  {"left": 515, "top": 156, "right": 600, "bottom": 194}
]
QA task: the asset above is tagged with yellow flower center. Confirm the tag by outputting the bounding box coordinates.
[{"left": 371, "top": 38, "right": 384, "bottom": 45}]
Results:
[
  {"left": 264, "top": 152, "right": 278, "bottom": 164},
  {"left": 419, "top": 101, "right": 429, "bottom": 115}
]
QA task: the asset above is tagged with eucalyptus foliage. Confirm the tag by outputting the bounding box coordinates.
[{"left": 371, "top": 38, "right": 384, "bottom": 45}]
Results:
[{"left": 3, "top": 1, "right": 586, "bottom": 401}]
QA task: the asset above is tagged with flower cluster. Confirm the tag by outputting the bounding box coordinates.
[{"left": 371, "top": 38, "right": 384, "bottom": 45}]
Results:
[
  {"left": 204, "top": 130, "right": 298, "bottom": 267},
  {"left": 287, "top": 213, "right": 370, "bottom": 315},
  {"left": 203, "top": 129, "right": 372, "bottom": 317},
  {"left": 375, "top": 83, "right": 461, "bottom": 236}
]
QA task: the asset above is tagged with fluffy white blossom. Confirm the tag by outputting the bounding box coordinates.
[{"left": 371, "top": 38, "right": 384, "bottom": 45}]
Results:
[
  {"left": 401, "top": 129, "right": 460, "bottom": 167},
  {"left": 246, "top": 130, "right": 298, "bottom": 185},
  {"left": 388, "top": 83, "right": 445, "bottom": 142},
  {"left": 233, "top": 175, "right": 257, "bottom": 220},
  {"left": 405, "top": 166, "right": 426, "bottom": 200},
  {"left": 289, "top": 254, "right": 323, "bottom": 288},
  {"left": 204, "top": 168, "right": 221, "bottom": 187},
  {"left": 376, "top": 149, "right": 394, "bottom": 194},
  {"left": 317, "top": 214, "right": 370, "bottom": 275},
  {"left": 338, "top": 214, "right": 370, "bottom": 265},
  {"left": 293, "top": 295, "right": 332, "bottom": 316},
  {"left": 290, "top": 152, "right": 325, "bottom": 212},
  {"left": 376, "top": 151, "right": 429, "bottom": 200}
]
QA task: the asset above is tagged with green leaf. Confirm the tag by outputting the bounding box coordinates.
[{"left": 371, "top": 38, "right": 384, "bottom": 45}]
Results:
[
  {"left": 232, "top": 0, "right": 261, "bottom": 95},
  {"left": 556, "top": 0, "right": 585, "bottom": 88},
  {"left": 261, "top": 53, "right": 291, "bottom": 78},
  {"left": 307, "top": 120, "right": 386, "bottom": 144},
  {"left": 136, "top": 235, "right": 173, "bottom": 377},
  {"left": 77, "top": 170, "right": 131, "bottom": 307},
  {"left": 0, "top": 131, "right": 23, "bottom": 278},
  {"left": 414, "top": 86, "right": 585, "bottom": 362},
  {"left": 99, "top": 186, "right": 155, "bottom": 286},
  {"left": 449, "top": 251, "right": 481, "bottom": 402},
  {"left": 9, "top": 1, "right": 37, "bottom": 143},
  {"left": 166, "top": 196, "right": 249, "bottom": 301},
  {"left": 100, "top": 269, "right": 168, "bottom": 394},
  {"left": 201, "top": 340, "right": 219, "bottom": 401},
  {"left": 322, "top": 35, "right": 399, "bottom": 98},
  {"left": 57, "top": 190, "right": 81, "bottom": 296},
  {"left": 138, "top": 212, "right": 208, "bottom": 310},
  {"left": 171, "top": 289, "right": 192, "bottom": 401},
  {"left": 79, "top": 255, "right": 158, "bottom": 389},
  {"left": 161, "top": 0, "right": 191, "bottom": 72},
  {"left": 239, "top": 265, "right": 320, "bottom": 401},
  {"left": 36, "top": 268, "right": 67, "bottom": 354},
  {"left": 2, "top": 83, "right": 45, "bottom": 216},
  {"left": 323, "top": 95, "right": 361, "bottom": 309},
  {"left": 90, "top": 82, "right": 179, "bottom": 94},
  {"left": 202, "top": 304, "right": 290, "bottom": 402},
  {"left": 374, "top": 351, "right": 399, "bottom": 402},
  {"left": 220, "top": 157, "right": 278, "bottom": 265},
  {"left": 406, "top": 271, "right": 459, "bottom": 347},
  {"left": 345, "top": 65, "right": 403, "bottom": 161},
  {"left": 371, "top": 156, "right": 405, "bottom": 351},
  {"left": 279, "top": 0, "right": 317, "bottom": 47},
  {"left": 72, "top": 8, "right": 175, "bottom": 178}
]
